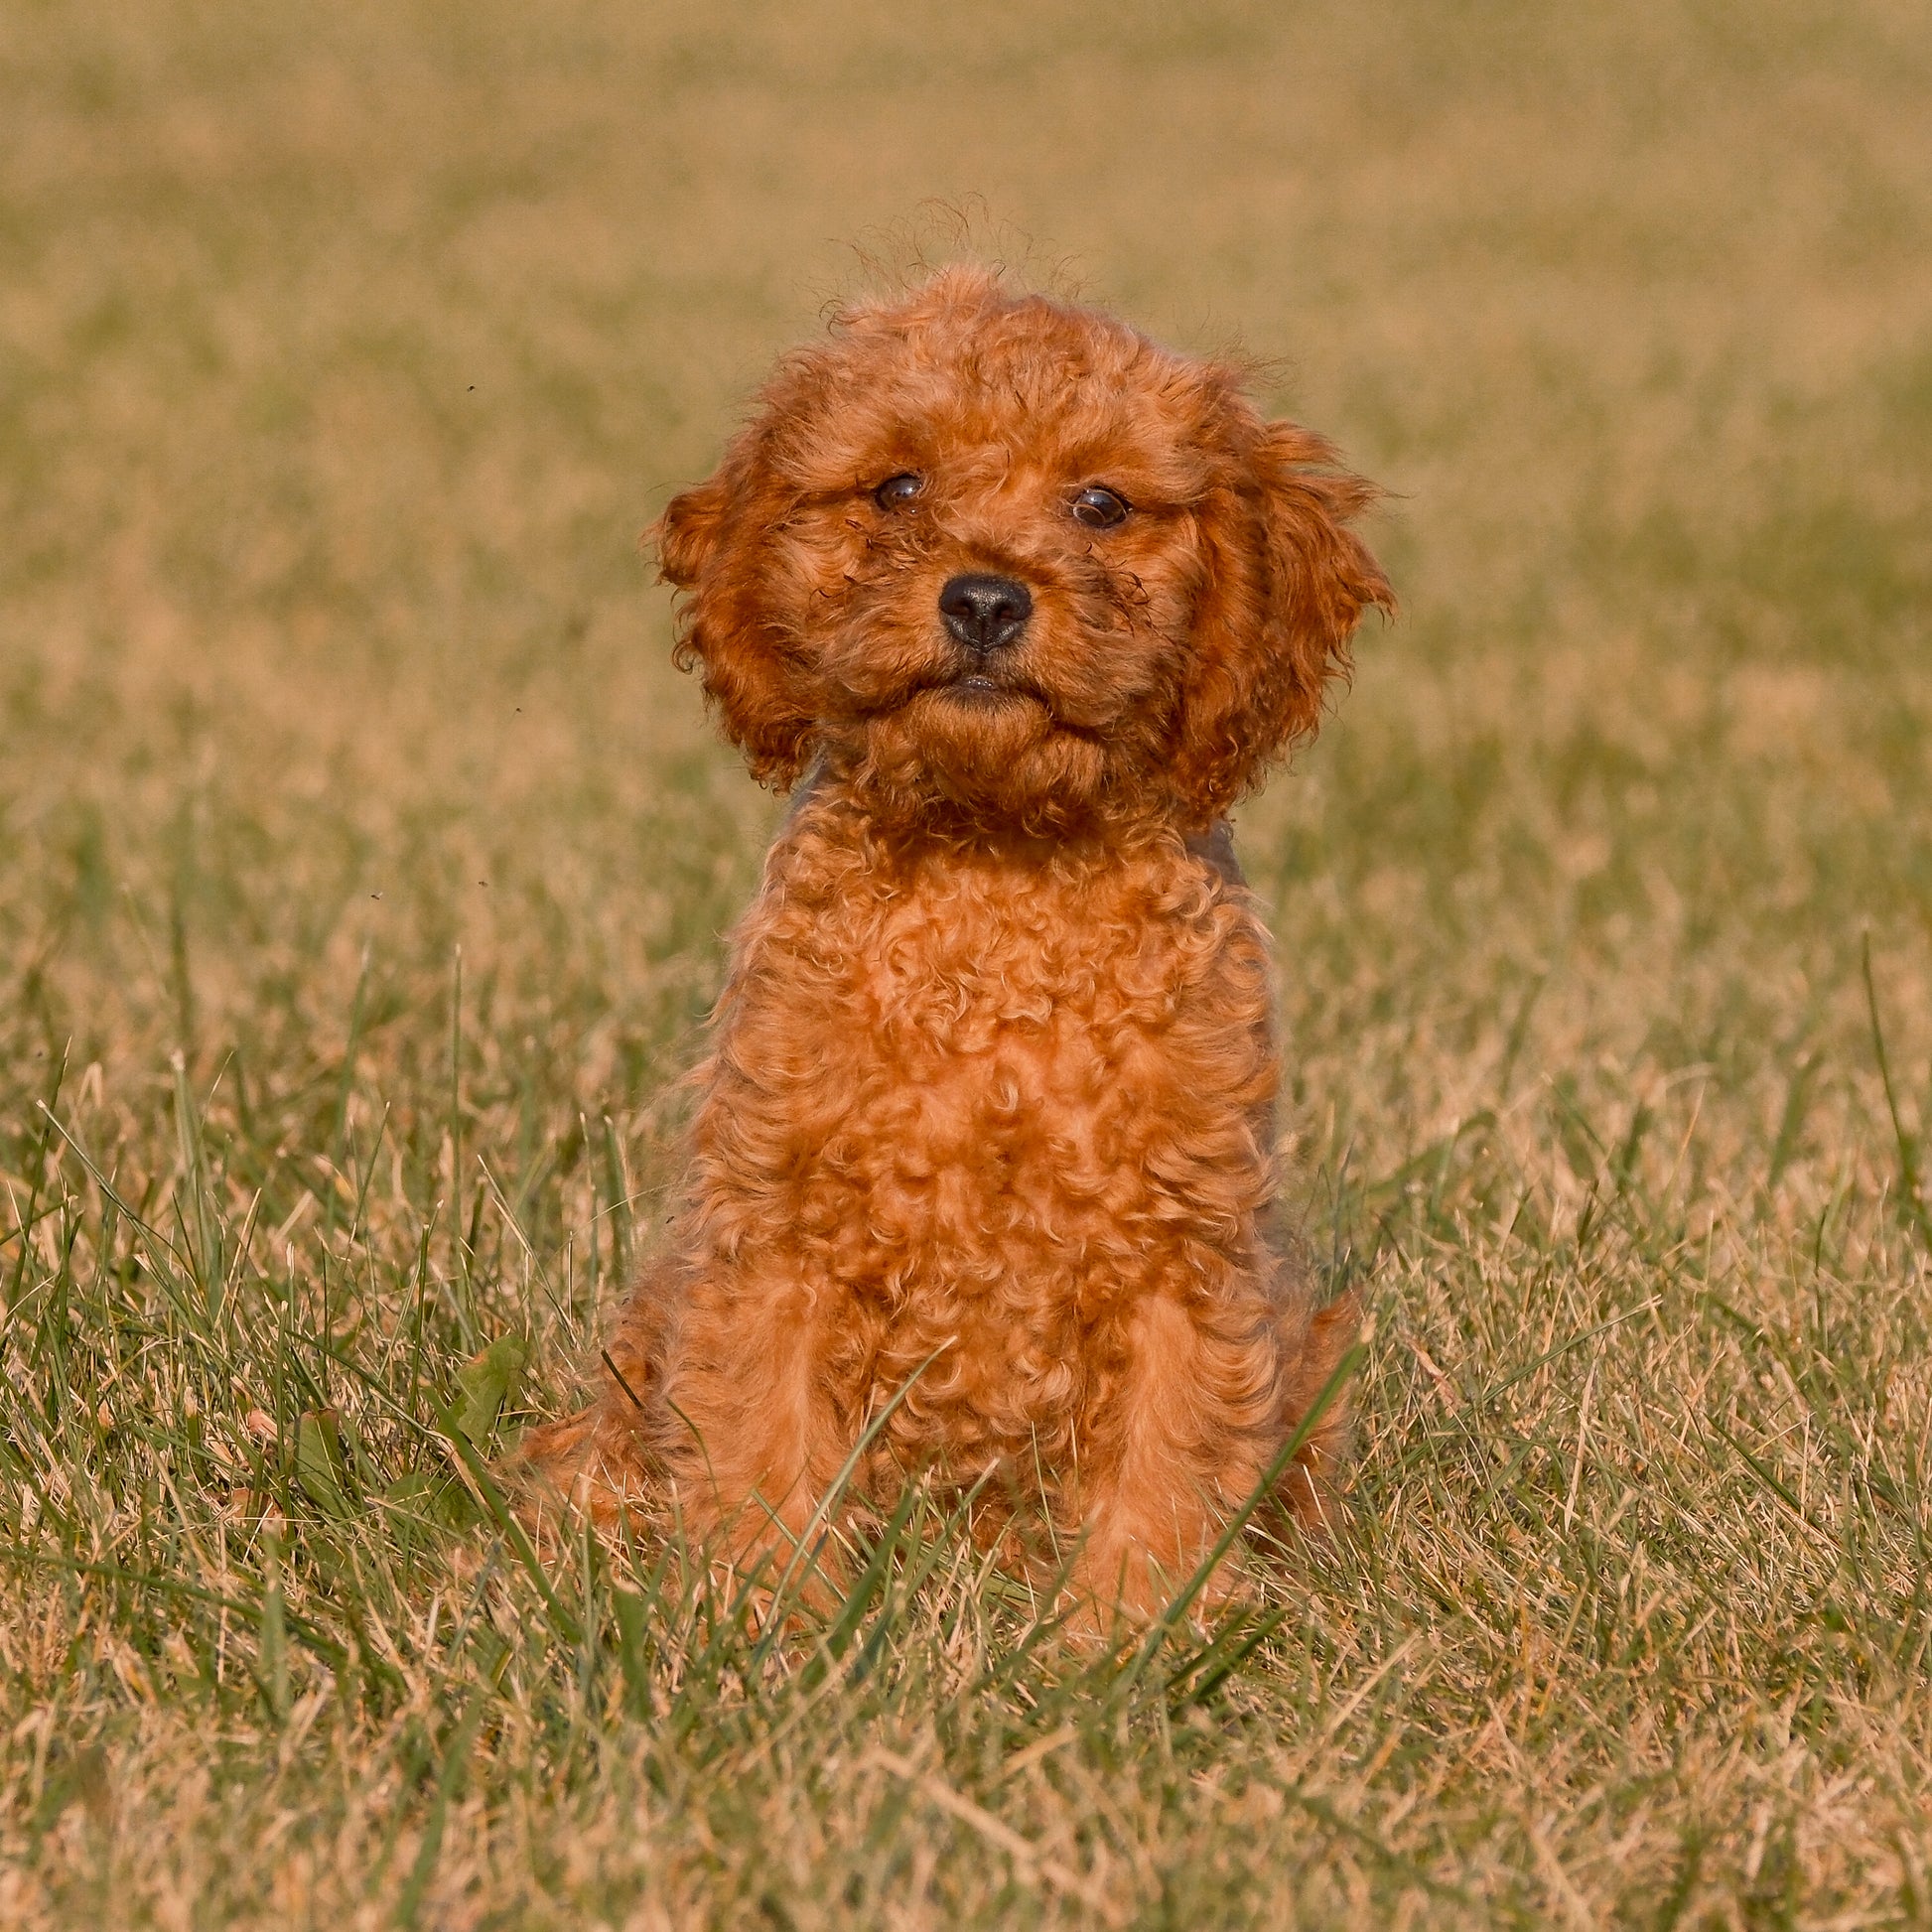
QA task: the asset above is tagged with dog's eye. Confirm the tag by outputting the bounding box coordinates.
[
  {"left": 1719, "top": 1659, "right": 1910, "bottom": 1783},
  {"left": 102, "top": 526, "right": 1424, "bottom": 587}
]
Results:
[
  {"left": 1071, "top": 485, "right": 1131, "bottom": 530},
  {"left": 873, "top": 473, "right": 924, "bottom": 509}
]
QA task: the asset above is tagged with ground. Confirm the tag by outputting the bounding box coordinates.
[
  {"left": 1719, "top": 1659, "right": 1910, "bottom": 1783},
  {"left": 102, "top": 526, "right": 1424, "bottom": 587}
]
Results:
[{"left": 1, "top": 0, "right": 1930, "bottom": 1924}]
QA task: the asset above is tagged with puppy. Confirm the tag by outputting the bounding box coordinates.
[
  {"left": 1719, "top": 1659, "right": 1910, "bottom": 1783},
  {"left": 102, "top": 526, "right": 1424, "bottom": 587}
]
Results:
[{"left": 526, "top": 267, "right": 1390, "bottom": 1623}]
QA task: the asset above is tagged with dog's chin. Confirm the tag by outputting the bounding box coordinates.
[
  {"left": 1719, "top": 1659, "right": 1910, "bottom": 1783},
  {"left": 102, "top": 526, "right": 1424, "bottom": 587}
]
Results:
[
  {"left": 933, "top": 672, "right": 1022, "bottom": 707},
  {"left": 845, "top": 686, "right": 1110, "bottom": 829}
]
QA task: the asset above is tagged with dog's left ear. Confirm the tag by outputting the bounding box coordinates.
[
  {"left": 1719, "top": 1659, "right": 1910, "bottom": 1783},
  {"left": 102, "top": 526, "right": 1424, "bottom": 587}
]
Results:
[{"left": 1172, "top": 420, "right": 1392, "bottom": 824}]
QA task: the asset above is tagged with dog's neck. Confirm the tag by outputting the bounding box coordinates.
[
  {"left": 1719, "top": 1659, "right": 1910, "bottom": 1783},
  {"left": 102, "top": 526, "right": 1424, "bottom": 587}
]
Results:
[{"left": 787, "top": 750, "right": 1227, "bottom": 869}]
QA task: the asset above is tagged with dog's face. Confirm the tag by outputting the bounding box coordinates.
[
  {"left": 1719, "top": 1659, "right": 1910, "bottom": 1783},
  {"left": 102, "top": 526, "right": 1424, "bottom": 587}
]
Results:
[{"left": 655, "top": 268, "right": 1390, "bottom": 830}]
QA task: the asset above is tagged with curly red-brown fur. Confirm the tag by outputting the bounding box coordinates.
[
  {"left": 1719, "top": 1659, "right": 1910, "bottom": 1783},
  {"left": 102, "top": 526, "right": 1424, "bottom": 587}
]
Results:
[{"left": 524, "top": 267, "right": 1390, "bottom": 1626}]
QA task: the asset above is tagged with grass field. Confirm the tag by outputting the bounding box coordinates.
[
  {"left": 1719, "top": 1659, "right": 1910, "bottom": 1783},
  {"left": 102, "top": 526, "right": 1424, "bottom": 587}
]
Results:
[{"left": 4, "top": 1, "right": 1931, "bottom": 1924}]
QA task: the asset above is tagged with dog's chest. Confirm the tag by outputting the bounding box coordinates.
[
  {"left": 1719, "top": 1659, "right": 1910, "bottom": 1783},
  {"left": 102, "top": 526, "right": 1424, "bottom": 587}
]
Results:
[{"left": 709, "top": 822, "right": 1275, "bottom": 1234}]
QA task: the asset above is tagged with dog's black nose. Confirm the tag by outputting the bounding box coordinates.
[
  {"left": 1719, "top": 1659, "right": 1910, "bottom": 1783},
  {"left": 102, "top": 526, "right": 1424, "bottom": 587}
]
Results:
[{"left": 938, "top": 574, "right": 1033, "bottom": 653}]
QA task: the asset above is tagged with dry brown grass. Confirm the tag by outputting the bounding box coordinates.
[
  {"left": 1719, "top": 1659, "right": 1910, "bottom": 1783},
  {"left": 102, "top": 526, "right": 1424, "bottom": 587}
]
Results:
[{"left": 3, "top": 1, "right": 1930, "bottom": 1924}]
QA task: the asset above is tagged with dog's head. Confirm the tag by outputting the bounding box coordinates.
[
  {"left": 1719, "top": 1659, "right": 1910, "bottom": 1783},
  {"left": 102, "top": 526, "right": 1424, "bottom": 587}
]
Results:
[{"left": 654, "top": 267, "right": 1391, "bottom": 832}]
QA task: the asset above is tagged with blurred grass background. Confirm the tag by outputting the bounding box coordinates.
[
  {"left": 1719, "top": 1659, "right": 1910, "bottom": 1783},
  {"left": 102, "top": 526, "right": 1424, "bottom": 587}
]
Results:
[{"left": 2, "top": 1, "right": 1930, "bottom": 1925}]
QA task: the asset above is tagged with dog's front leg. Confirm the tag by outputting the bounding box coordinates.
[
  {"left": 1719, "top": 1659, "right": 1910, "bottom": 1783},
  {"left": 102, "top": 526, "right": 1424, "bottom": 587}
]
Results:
[
  {"left": 662, "top": 1272, "right": 852, "bottom": 1610},
  {"left": 1066, "top": 1290, "right": 1275, "bottom": 1634}
]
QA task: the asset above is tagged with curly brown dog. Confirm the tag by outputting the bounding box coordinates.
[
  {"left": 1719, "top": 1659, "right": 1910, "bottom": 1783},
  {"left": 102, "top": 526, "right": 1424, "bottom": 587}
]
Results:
[{"left": 524, "top": 266, "right": 1390, "bottom": 1625}]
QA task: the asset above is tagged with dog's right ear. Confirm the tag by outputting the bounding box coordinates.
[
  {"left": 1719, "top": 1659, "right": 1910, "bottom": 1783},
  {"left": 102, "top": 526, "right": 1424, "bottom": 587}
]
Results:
[
  {"left": 654, "top": 476, "right": 727, "bottom": 591},
  {"left": 646, "top": 456, "right": 819, "bottom": 789}
]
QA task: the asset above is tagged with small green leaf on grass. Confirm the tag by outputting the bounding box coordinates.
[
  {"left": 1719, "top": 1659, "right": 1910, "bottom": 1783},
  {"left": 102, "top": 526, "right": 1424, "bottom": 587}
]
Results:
[
  {"left": 295, "top": 1409, "right": 354, "bottom": 1521},
  {"left": 384, "top": 1467, "right": 481, "bottom": 1549},
  {"left": 451, "top": 1335, "right": 527, "bottom": 1451}
]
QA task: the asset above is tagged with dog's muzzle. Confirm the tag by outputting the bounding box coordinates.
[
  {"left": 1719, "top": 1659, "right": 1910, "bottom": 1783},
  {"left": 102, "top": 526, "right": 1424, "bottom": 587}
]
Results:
[{"left": 938, "top": 574, "right": 1033, "bottom": 654}]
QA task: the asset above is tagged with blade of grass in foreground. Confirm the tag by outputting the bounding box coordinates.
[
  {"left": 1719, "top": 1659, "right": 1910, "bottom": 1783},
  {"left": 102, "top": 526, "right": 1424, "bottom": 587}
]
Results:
[
  {"left": 1863, "top": 932, "right": 1931, "bottom": 1251},
  {"left": 440, "top": 1408, "right": 584, "bottom": 1647},
  {"left": 395, "top": 1692, "right": 485, "bottom": 1930}
]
